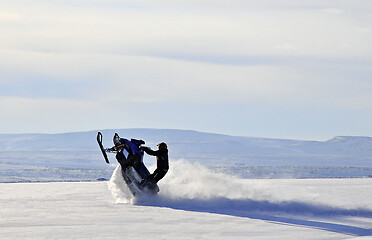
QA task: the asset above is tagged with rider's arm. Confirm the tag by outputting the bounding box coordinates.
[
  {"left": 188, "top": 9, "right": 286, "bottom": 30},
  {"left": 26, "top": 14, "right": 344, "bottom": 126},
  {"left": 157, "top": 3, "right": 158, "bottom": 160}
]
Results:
[{"left": 143, "top": 147, "right": 159, "bottom": 156}]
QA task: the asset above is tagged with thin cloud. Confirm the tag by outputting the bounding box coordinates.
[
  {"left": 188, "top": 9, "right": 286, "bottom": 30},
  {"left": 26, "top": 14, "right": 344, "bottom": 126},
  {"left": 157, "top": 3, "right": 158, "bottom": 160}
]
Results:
[{"left": 0, "top": 0, "right": 371, "bottom": 138}]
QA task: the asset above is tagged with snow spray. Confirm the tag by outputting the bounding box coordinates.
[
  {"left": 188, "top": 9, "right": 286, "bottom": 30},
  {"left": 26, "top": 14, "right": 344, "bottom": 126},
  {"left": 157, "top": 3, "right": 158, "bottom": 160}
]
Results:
[
  {"left": 107, "top": 165, "right": 135, "bottom": 204},
  {"left": 107, "top": 160, "right": 372, "bottom": 218},
  {"left": 108, "top": 159, "right": 261, "bottom": 204}
]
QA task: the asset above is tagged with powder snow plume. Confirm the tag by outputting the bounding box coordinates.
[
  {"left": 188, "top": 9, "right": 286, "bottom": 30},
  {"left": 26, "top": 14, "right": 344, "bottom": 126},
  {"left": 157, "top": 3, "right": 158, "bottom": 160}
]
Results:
[
  {"left": 107, "top": 159, "right": 372, "bottom": 219},
  {"left": 108, "top": 159, "right": 271, "bottom": 204},
  {"left": 159, "top": 159, "right": 253, "bottom": 199},
  {"left": 107, "top": 159, "right": 321, "bottom": 204},
  {"left": 107, "top": 164, "right": 134, "bottom": 204}
]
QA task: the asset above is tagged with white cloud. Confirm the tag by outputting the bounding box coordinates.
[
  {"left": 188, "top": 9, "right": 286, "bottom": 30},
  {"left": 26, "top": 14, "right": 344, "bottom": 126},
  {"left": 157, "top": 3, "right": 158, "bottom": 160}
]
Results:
[
  {"left": 319, "top": 8, "right": 344, "bottom": 15},
  {"left": 0, "top": 0, "right": 371, "bottom": 137},
  {"left": 0, "top": 11, "right": 22, "bottom": 21},
  {"left": 0, "top": 96, "right": 91, "bottom": 132},
  {"left": 2, "top": 1, "right": 371, "bottom": 58}
]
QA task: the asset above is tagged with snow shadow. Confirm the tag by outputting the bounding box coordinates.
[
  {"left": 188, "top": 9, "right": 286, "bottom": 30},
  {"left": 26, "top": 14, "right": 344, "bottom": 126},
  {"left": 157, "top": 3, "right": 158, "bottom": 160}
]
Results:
[{"left": 137, "top": 196, "right": 372, "bottom": 237}]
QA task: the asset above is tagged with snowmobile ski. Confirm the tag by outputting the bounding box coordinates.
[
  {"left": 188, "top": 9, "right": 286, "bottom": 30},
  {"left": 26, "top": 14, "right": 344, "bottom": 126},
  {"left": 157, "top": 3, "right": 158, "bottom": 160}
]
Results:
[{"left": 97, "top": 132, "right": 110, "bottom": 164}]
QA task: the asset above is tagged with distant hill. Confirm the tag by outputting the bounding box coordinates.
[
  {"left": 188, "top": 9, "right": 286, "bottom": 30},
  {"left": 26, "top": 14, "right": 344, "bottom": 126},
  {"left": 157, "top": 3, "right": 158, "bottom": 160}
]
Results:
[{"left": 1, "top": 129, "right": 371, "bottom": 168}]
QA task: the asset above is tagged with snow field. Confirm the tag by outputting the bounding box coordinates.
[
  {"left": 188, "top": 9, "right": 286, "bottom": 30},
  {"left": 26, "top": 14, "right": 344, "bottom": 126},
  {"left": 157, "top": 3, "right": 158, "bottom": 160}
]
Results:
[
  {"left": 1, "top": 179, "right": 372, "bottom": 239},
  {"left": 1, "top": 160, "right": 372, "bottom": 239}
]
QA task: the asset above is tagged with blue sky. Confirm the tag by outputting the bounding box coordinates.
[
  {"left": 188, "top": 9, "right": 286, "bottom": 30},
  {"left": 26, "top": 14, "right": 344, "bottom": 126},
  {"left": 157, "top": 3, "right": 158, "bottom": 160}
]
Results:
[{"left": 0, "top": 0, "right": 371, "bottom": 140}]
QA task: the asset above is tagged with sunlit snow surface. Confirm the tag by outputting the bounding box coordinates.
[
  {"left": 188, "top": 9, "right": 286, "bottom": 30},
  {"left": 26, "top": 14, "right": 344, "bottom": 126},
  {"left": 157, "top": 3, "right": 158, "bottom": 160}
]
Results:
[{"left": 0, "top": 161, "right": 371, "bottom": 239}]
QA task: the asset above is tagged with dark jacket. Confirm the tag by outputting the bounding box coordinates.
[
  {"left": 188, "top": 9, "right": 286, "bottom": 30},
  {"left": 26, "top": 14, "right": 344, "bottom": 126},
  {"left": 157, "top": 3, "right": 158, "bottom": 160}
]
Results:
[{"left": 144, "top": 147, "right": 169, "bottom": 170}]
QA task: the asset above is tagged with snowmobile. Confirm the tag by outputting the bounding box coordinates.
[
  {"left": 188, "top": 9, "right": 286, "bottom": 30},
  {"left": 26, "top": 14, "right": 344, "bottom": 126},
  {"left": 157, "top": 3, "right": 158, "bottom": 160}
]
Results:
[{"left": 97, "top": 132, "right": 159, "bottom": 196}]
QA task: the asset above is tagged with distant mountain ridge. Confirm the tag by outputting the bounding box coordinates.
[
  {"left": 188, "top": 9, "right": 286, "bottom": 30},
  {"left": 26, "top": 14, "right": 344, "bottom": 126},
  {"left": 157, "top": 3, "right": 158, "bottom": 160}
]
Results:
[{"left": 0, "top": 129, "right": 371, "bottom": 168}]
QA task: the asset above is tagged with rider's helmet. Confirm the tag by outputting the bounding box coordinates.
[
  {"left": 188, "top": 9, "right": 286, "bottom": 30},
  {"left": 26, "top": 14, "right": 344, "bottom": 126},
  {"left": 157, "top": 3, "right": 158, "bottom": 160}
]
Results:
[{"left": 157, "top": 142, "right": 167, "bottom": 149}]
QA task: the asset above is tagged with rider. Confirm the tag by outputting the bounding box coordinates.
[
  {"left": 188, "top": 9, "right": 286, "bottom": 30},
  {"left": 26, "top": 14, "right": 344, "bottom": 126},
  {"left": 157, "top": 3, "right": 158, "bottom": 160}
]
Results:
[{"left": 141, "top": 142, "right": 169, "bottom": 183}]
